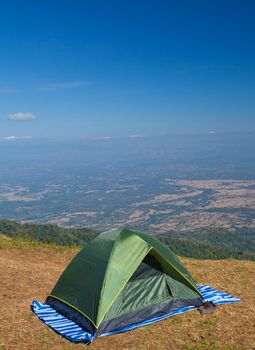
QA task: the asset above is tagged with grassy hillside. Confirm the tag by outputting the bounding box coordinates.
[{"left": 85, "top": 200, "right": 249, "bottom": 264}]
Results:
[
  {"left": 1, "top": 220, "right": 255, "bottom": 261},
  {"left": 0, "top": 220, "right": 98, "bottom": 246},
  {"left": 159, "top": 227, "right": 255, "bottom": 261},
  {"left": 0, "top": 236, "right": 254, "bottom": 350}
]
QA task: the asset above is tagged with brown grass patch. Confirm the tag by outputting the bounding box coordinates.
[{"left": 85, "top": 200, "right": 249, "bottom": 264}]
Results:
[{"left": 0, "top": 238, "right": 254, "bottom": 350}]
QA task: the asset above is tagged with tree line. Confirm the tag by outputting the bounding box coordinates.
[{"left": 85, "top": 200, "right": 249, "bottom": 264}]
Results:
[{"left": 0, "top": 219, "right": 254, "bottom": 260}]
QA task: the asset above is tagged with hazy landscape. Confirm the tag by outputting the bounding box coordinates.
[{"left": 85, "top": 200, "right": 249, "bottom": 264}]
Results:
[{"left": 1, "top": 132, "right": 255, "bottom": 234}]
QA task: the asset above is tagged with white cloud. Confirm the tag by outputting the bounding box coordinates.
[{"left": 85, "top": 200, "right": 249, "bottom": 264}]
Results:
[
  {"left": 8, "top": 112, "right": 37, "bottom": 121},
  {"left": 128, "top": 134, "right": 143, "bottom": 138},
  {"left": 208, "top": 131, "right": 217, "bottom": 134},
  {"left": 2, "top": 136, "right": 17, "bottom": 141},
  {"left": 1, "top": 136, "right": 32, "bottom": 141},
  {"left": 42, "top": 80, "right": 90, "bottom": 91},
  {"left": 90, "top": 136, "right": 112, "bottom": 140}
]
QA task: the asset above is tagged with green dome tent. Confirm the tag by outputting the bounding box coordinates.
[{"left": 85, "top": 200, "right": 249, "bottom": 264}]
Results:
[
  {"left": 32, "top": 228, "right": 240, "bottom": 344},
  {"left": 43, "top": 228, "right": 204, "bottom": 340}
]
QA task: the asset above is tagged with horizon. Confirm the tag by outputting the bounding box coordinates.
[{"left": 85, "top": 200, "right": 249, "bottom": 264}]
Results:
[{"left": 1, "top": 129, "right": 255, "bottom": 143}]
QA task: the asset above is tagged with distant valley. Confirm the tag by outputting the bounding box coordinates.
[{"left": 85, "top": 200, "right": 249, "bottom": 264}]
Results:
[
  {"left": 1, "top": 178, "right": 255, "bottom": 234},
  {"left": 0, "top": 132, "right": 255, "bottom": 241}
]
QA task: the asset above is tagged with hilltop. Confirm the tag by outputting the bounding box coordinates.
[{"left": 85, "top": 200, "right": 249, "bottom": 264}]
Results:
[
  {"left": 0, "top": 236, "right": 254, "bottom": 350},
  {"left": 1, "top": 220, "right": 255, "bottom": 261}
]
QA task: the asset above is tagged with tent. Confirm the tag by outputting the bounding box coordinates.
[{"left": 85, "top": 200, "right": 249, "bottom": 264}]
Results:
[{"left": 32, "top": 228, "right": 240, "bottom": 344}]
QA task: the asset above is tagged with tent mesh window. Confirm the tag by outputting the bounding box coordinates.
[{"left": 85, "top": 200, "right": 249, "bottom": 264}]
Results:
[
  {"left": 107, "top": 254, "right": 172, "bottom": 316},
  {"left": 97, "top": 254, "right": 173, "bottom": 333}
]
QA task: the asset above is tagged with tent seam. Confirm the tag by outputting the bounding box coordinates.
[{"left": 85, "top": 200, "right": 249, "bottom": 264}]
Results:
[
  {"left": 96, "top": 246, "right": 153, "bottom": 327},
  {"left": 48, "top": 294, "right": 98, "bottom": 328},
  {"left": 96, "top": 229, "right": 122, "bottom": 326}
]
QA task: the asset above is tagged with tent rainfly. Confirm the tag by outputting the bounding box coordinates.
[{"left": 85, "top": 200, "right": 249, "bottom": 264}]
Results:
[{"left": 32, "top": 228, "right": 240, "bottom": 344}]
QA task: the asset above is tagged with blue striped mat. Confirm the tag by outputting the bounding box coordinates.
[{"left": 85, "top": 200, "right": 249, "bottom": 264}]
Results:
[
  {"left": 31, "top": 284, "right": 240, "bottom": 343},
  {"left": 31, "top": 300, "right": 94, "bottom": 343}
]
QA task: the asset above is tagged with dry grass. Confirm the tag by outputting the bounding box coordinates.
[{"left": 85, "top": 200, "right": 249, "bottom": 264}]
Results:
[{"left": 0, "top": 237, "right": 254, "bottom": 350}]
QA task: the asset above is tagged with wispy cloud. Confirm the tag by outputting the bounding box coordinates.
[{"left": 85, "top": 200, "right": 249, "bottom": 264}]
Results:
[
  {"left": 0, "top": 87, "right": 15, "bottom": 94},
  {"left": 8, "top": 112, "right": 37, "bottom": 121},
  {"left": 90, "top": 136, "right": 112, "bottom": 140},
  {"left": 42, "top": 80, "right": 90, "bottom": 91},
  {"left": 128, "top": 134, "right": 144, "bottom": 138},
  {"left": 0, "top": 135, "right": 32, "bottom": 141}
]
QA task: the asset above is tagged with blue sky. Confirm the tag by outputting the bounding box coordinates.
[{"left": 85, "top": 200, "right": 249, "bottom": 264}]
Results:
[{"left": 0, "top": 0, "right": 254, "bottom": 139}]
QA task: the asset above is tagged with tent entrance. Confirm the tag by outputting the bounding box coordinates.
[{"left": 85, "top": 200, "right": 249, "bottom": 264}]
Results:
[
  {"left": 100, "top": 253, "right": 172, "bottom": 323},
  {"left": 97, "top": 252, "right": 203, "bottom": 335}
]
